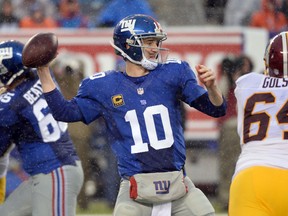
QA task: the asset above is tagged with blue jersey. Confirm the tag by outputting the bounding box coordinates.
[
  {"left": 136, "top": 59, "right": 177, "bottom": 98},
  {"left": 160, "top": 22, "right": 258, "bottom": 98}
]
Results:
[
  {"left": 46, "top": 60, "right": 226, "bottom": 178},
  {"left": 0, "top": 72, "right": 79, "bottom": 175}
]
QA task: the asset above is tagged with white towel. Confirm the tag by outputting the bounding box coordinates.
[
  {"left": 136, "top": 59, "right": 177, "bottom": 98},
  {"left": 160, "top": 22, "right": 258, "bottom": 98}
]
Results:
[{"left": 151, "top": 202, "right": 172, "bottom": 216}]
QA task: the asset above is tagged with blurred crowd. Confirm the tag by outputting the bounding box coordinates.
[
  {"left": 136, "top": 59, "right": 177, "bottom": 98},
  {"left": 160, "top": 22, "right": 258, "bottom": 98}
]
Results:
[
  {"left": 0, "top": 0, "right": 157, "bottom": 30},
  {"left": 0, "top": 0, "right": 287, "bottom": 37},
  {"left": 2, "top": 0, "right": 287, "bottom": 212}
]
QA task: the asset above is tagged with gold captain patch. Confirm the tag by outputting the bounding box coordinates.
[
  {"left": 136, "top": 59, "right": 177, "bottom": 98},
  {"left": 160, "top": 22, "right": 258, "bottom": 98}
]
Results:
[{"left": 112, "top": 94, "right": 124, "bottom": 107}]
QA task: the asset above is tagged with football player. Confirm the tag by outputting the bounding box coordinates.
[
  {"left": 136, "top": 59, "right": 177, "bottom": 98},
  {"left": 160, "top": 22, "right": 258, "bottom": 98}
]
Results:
[
  {"left": 37, "top": 14, "right": 226, "bottom": 216},
  {"left": 229, "top": 31, "right": 288, "bottom": 215},
  {"left": 0, "top": 40, "right": 84, "bottom": 216}
]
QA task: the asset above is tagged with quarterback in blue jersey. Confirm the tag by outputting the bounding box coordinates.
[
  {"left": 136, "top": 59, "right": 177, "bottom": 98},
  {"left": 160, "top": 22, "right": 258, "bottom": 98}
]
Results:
[
  {"left": 37, "top": 14, "right": 226, "bottom": 216},
  {"left": 0, "top": 40, "right": 83, "bottom": 216}
]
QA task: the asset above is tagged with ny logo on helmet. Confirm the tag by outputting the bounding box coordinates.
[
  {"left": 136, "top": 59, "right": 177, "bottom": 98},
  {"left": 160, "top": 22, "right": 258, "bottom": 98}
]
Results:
[
  {"left": 0, "top": 47, "right": 13, "bottom": 60},
  {"left": 120, "top": 19, "right": 136, "bottom": 32}
]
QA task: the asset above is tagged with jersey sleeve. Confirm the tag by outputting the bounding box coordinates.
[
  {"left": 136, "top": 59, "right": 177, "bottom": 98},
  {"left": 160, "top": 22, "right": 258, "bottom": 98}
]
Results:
[
  {"left": 44, "top": 76, "right": 104, "bottom": 125},
  {"left": 178, "top": 61, "right": 207, "bottom": 104},
  {"left": 44, "top": 89, "right": 84, "bottom": 122},
  {"left": 74, "top": 77, "right": 103, "bottom": 124},
  {"left": 177, "top": 61, "right": 226, "bottom": 117}
]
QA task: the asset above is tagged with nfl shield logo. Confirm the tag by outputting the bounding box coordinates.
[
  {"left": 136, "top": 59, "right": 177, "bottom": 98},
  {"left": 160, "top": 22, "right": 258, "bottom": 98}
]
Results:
[{"left": 137, "top": 88, "right": 144, "bottom": 95}]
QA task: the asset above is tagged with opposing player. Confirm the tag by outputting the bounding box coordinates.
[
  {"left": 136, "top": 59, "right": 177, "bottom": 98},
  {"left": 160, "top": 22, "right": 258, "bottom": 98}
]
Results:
[
  {"left": 37, "top": 14, "right": 226, "bottom": 216},
  {"left": 229, "top": 31, "right": 288, "bottom": 215},
  {"left": 0, "top": 40, "right": 83, "bottom": 216}
]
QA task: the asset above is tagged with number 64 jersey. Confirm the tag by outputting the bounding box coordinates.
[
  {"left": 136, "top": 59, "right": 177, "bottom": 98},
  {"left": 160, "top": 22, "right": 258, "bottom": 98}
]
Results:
[
  {"left": 234, "top": 72, "right": 288, "bottom": 177},
  {"left": 0, "top": 73, "right": 79, "bottom": 176}
]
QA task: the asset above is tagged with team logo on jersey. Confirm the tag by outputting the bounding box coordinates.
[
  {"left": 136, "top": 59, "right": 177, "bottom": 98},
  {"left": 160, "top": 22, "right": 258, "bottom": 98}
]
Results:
[
  {"left": 137, "top": 88, "right": 144, "bottom": 95},
  {"left": 112, "top": 94, "right": 124, "bottom": 107}
]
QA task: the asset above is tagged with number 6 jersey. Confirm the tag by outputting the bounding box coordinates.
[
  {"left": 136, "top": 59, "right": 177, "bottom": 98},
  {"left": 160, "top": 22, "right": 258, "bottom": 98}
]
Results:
[
  {"left": 234, "top": 72, "right": 288, "bottom": 177},
  {"left": 0, "top": 72, "right": 79, "bottom": 176}
]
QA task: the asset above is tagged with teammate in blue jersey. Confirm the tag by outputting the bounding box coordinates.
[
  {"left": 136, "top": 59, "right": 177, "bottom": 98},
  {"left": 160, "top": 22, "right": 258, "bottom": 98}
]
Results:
[
  {"left": 0, "top": 40, "right": 84, "bottom": 216},
  {"left": 37, "top": 14, "right": 226, "bottom": 216}
]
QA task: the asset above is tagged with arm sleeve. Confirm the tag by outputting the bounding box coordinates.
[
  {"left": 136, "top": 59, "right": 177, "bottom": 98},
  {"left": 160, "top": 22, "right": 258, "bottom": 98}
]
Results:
[
  {"left": 178, "top": 61, "right": 226, "bottom": 117},
  {"left": 190, "top": 92, "right": 227, "bottom": 117},
  {"left": 44, "top": 88, "right": 84, "bottom": 122}
]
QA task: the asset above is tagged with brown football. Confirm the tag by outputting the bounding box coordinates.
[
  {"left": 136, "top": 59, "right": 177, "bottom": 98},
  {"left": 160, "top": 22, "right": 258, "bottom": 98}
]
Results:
[{"left": 22, "top": 32, "right": 58, "bottom": 68}]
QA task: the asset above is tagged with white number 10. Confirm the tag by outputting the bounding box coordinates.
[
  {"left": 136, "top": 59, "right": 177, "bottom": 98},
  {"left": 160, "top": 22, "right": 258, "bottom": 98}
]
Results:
[{"left": 125, "top": 105, "right": 174, "bottom": 154}]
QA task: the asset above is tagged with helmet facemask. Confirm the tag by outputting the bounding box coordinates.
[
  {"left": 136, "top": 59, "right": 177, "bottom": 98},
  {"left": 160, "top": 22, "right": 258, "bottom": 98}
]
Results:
[
  {"left": 111, "top": 33, "right": 169, "bottom": 70},
  {"left": 129, "top": 33, "right": 169, "bottom": 70},
  {"left": 0, "top": 69, "right": 25, "bottom": 88}
]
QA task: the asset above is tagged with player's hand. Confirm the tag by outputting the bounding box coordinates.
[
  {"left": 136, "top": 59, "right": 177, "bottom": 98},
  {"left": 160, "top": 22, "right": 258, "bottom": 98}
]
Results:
[{"left": 195, "top": 64, "right": 217, "bottom": 89}]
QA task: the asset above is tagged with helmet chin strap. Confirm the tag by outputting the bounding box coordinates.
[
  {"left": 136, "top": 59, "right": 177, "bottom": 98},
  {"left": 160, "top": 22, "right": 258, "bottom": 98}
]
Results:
[
  {"left": 110, "top": 41, "right": 158, "bottom": 70},
  {"left": 141, "top": 55, "right": 158, "bottom": 70},
  {"left": 6, "top": 69, "right": 25, "bottom": 86},
  {"left": 110, "top": 41, "right": 140, "bottom": 65}
]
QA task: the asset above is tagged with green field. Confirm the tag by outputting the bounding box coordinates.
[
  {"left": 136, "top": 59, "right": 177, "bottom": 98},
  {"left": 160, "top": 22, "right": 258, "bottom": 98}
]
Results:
[
  {"left": 76, "top": 200, "right": 228, "bottom": 216},
  {"left": 77, "top": 214, "right": 228, "bottom": 216}
]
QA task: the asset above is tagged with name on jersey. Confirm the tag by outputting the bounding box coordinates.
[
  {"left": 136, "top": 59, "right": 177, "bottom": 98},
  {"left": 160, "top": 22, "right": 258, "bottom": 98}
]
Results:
[
  {"left": 23, "top": 80, "right": 43, "bottom": 105},
  {"left": 262, "top": 77, "right": 288, "bottom": 88}
]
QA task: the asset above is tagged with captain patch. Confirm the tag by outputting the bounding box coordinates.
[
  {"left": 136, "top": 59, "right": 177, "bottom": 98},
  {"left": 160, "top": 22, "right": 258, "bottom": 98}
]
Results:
[{"left": 112, "top": 94, "right": 124, "bottom": 107}]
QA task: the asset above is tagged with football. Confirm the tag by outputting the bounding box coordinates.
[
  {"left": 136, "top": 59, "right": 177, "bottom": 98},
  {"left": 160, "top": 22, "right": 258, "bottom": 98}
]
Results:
[{"left": 22, "top": 32, "right": 58, "bottom": 68}]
